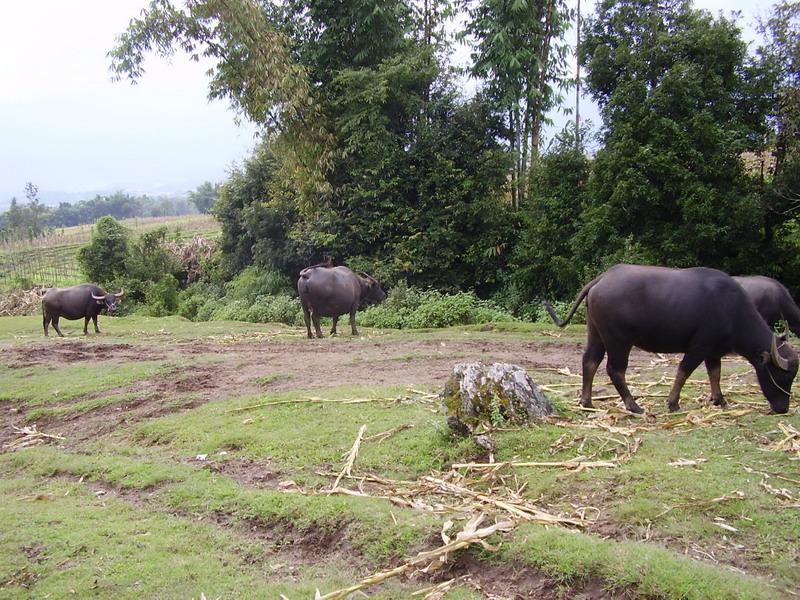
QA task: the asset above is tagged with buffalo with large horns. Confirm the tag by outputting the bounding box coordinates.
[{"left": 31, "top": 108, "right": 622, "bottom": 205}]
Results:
[
  {"left": 42, "top": 284, "right": 124, "bottom": 337},
  {"left": 544, "top": 264, "right": 798, "bottom": 414}
]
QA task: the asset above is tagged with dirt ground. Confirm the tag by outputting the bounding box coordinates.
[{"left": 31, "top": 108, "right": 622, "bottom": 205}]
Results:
[
  {"left": 0, "top": 335, "right": 677, "bottom": 447},
  {"left": 2, "top": 333, "right": 770, "bottom": 599}
]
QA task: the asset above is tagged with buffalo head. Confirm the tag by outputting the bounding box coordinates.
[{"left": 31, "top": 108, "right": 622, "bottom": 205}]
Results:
[
  {"left": 755, "top": 336, "right": 799, "bottom": 413},
  {"left": 92, "top": 289, "right": 124, "bottom": 315},
  {"left": 357, "top": 273, "right": 386, "bottom": 304}
]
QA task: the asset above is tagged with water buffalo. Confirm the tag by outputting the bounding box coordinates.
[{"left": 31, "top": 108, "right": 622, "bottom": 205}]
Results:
[
  {"left": 734, "top": 275, "right": 800, "bottom": 336},
  {"left": 297, "top": 266, "right": 385, "bottom": 338},
  {"left": 544, "top": 264, "right": 798, "bottom": 414},
  {"left": 42, "top": 284, "right": 124, "bottom": 337}
]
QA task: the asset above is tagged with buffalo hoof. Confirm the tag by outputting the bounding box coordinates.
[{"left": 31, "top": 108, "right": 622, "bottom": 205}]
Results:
[
  {"left": 667, "top": 402, "right": 681, "bottom": 413},
  {"left": 711, "top": 396, "right": 727, "bottom": 408},
  {"left": 625, "top": 399, "right": 645, "bottom": 414}
]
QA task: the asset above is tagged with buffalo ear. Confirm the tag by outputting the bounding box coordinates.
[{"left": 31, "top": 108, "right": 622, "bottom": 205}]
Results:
[{"left": 96, "top": 299, "right": 105, "bottom": 305}]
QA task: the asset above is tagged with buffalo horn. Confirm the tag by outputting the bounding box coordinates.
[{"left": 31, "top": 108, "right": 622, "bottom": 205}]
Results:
[
  {"left": 92, "top": 293, "right": 106, "bottom": 300},
  {"left": 771, "top": 336, "right": 791, "bottom": 372},
  {"left": 115, "top": 289, "right": 124, "bottom": 298}
]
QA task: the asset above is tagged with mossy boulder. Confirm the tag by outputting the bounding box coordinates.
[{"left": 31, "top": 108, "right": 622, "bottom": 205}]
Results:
[{"left": 441, "top": 362, "right": 553, "bottom": 435}]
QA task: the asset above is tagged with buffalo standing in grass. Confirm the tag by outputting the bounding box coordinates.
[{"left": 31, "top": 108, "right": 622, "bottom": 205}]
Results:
[
  {"left": 544, "top": 264, "right": 798, "bottom": 414},
  {"left": 42, "top": 284, "right": 124, "bottom": 337},
  {"left": 734, "top": 275, "right": 800, "bottom": 336},
  {"left": 297, "top": 265, "right": 385, "bottom": 338}
]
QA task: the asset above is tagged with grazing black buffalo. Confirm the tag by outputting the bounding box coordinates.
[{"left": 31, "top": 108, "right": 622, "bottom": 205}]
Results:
[
  {"left": 42, "top": 284, "right": 124, "bottom": 337},
  {"left": 544, "top": 264, "right": 798, "bottom": 414},
  {"left": 297, "top": 265, "right": 385, "bottom": 338},
  {"left": 734, "top": 275, "right": 800, "bottom": 336}
]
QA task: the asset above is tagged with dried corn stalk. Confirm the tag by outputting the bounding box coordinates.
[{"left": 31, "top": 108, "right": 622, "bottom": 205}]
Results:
[
  {"left": 315, "top": 514, "right": 514, "bottom": 600},
  {"left": 3, "top": 425, "right": 65, "bottom": 450}
]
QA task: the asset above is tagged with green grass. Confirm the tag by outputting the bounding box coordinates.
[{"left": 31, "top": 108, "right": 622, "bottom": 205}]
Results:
[
  {"left": 0, "top": 474, "right": 428, "bottom": 600},
  {"left": 0, "top": 361, "right": 166, "bottom": 406},
  {"left": 497, "top": 524, "right": 779, "bottom": 600},
  {"left": 24, "top": 392, "right": 143, "bottom": 422},
  {"left": 129, "top": 385, "right": 474, "bottom": 482},
  {"left": 1, "top": 314, "right": 798, "bottom": 598},
  {"left": 0, "top": 314, "right": 302, "bottom": 343}
]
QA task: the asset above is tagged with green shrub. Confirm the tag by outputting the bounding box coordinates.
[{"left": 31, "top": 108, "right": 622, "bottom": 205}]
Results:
[
  {"left": 406, "top": 292, "right": 475, "bottom": 328},
  {"left": 244, "top": 295, "right": 302, "bottom": 325},
  {"left": 77, "top": 216, "right": 129, "bottom": 285},
  {"left": 360, "top": 283, "right": 515, "bottom": 329},
  {"left": 146, "top": 274, "right": 180, "bottom": 317},
  {"left": 195, "top": 298, "right": 224, "bottom": 322},
  {"left": 224, "top": 266, "right": 293, "bottom": 302}
]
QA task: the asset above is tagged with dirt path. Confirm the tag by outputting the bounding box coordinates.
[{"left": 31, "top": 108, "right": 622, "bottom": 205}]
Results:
[{"left": 0, "top": 334, "right": 742, "bottom": 448}]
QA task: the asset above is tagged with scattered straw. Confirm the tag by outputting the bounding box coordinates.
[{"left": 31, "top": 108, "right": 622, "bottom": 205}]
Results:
[
  {"left": 3, "top": 426, "right": 65, "bottom": 450},
  {"left": 656, "top": 491, "right": 745, "bottom": 518},
  {"left": 452, "top": 459, "right": 618, "bottom": 471},
  {"left": 227, "top": 397, "right": 387, "bottom": 414},
  {"left": 768, "top": 422, "right": 800, "bottom": 458},
  {"left": 329, "top": 425, "right": 367, "bottom": 493},
  {"left": 363, "top": 424, "right": 413, "bottom": 443}
]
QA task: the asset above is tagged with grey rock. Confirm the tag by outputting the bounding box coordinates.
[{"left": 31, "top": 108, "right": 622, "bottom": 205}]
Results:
[{"left": 441, "top": 362, "right": 553, "bottom": 435}]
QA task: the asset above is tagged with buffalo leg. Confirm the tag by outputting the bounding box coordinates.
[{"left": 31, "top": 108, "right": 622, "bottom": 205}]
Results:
[
  {"left": 349, "top": 308, "right": 358, "bottom": 337},
  {"left": 302, "top": 305, "right": 313, "bottom": 339},
  {"left": 666, "top": 353, "right": 704, "bottom": 412},
  {"left": 330, "top": 316, "right": 339, "bottom": 336},
  {"left": 605, "top": 347, "right": 643, "bottom": 414},
  {"left": 43, "top": 312, "right": 50, "bottom": 336},
  {"left": 92, "top": 314, "right": 101, "bottom": 334},
  {"left": 52, "top": 317, "right": 64, "bottom": 337},
  {"left": 311, "top": 313, "right": 324, "bottom": 338},
  {"left": 580, "top": 320, "right": 606, "bottom": 408},
  {"left": 705, "top": 357, "right": 727, "bottom": 408},
  {"left": 83, "top": 317, "right": 90, "bottom": 335}
]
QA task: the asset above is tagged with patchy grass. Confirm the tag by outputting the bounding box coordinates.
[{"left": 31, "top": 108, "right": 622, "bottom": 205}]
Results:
[
  {"left": 0, "top": 474, "right": 428, "bottom": 600},
  {"left": 497, "top": 524, "right": 779, "bottom": 600},
  {"left": 0, "top": 361, "right": 165, "bottom": 407},
  {"left": 0, "top": 314, "right": 798, "bottom": 598},
  {"left": 24, "top": 391, "right": 143, "bottom": 422},
  {"left": 129, "top": 385, "right": 474, "bottom": 482}
]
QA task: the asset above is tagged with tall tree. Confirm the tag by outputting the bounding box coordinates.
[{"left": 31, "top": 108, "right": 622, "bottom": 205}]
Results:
[
  {"left": 461, "top": 0, "right": 573, "bottom": 207},
  {"left": 758, "top": 1, "right": 800, "bottom": 227},
  {"left": 109, "top": 0, "right": 336, "bottom": 200},
  {"left": 577, "top": 0, "right": 768, "bottom": 272},
  {"left": 188, "top": 181, "right": 221, "bottom": 213}
]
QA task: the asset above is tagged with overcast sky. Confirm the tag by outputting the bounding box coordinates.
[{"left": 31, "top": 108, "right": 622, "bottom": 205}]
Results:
[{"left": 0, "top": 0, "right": 774, "bottom": 207}]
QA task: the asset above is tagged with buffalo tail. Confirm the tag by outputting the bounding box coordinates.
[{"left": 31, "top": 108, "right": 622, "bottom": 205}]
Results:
[{"left": 542, "top": 274, "right": 603, "bottom": 328}]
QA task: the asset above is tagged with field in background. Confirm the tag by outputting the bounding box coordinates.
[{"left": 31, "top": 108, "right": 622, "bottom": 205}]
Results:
[{"left": 0, "top": 214, "right": 219, "bottom": 290}]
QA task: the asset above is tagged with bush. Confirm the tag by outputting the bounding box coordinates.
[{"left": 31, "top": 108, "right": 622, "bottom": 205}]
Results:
[
  {"left": 195, "top": 298, "right": 224, "bottom": 322},
  {"left": 146, "top": 274, "right": 180, "bottom": 317},
  {"left": 77, "top": 216, "right": 129, "bottom": 285},
  {"left": 360, "top": 282, "right": 515, "bottom": 329},
  {"left": 225, "top": 266, "right": 293, "bottom": 302},
  {"left": 244, "top": 295, "right": 302, "bottom": 325}
]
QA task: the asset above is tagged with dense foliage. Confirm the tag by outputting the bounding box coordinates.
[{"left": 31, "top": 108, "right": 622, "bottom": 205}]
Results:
[{"left": 75, "top": 0, "right": 800, "bottom": 327}]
